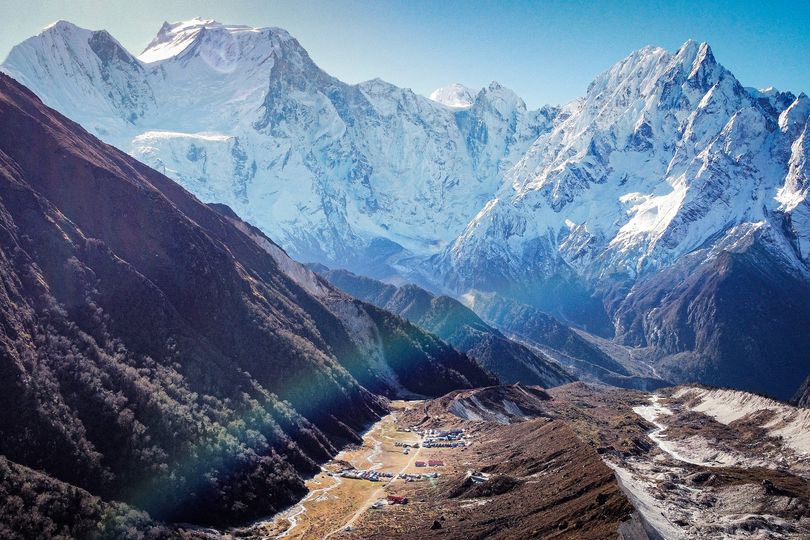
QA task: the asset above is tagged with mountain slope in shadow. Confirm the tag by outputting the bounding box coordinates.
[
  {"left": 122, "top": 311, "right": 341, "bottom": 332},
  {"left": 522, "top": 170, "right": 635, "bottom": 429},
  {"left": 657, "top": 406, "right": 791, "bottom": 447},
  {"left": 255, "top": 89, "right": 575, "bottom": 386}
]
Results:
[{"left": 0, "top": 73, "right": 493, "bottom": 527}]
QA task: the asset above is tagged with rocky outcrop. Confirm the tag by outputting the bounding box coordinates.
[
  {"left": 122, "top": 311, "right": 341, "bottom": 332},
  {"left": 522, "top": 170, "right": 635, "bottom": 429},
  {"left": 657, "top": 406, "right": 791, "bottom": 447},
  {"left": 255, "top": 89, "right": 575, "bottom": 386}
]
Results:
[{"left": 792, "top": 376, "right": 810, "bottom": 408}]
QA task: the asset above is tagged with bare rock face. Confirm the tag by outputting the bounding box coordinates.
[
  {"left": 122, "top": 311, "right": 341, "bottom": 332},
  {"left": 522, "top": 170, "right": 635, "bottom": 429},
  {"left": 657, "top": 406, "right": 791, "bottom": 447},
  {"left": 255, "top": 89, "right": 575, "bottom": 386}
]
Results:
[{"left": 792, "top": 376, "right": 810, "bottom": 408}]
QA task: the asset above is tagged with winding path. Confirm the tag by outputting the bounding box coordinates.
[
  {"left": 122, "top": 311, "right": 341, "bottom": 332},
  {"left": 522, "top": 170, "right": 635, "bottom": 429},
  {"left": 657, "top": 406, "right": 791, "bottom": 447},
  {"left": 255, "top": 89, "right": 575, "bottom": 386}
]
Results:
[{"left": 275, "top": 471, "right": 344, "bottom": 538}]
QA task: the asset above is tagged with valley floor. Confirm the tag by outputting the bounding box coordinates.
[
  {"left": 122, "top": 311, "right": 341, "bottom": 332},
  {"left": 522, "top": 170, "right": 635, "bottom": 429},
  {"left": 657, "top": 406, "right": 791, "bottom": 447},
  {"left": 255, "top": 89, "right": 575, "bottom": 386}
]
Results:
[
  {"left": 238, "top": 388, "right": 633, "bottom": 539},
  {"left": 607, "top": 388, "right": 810, "bottom": 539},
  {"left": 242, "top": 400, "right": 426, "bottom": 539},
  {"left": 221, "top": 383, "right": 810, "bottom": 540}
]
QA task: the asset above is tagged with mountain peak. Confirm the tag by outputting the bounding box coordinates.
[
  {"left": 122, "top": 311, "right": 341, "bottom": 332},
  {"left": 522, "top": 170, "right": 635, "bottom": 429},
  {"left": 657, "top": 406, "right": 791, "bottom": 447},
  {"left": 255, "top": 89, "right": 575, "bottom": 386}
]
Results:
[
  {"left": 37, "top": 20, "right": 127, "bottom": 51},
  {"left": 138, "top": 18, "right": 291, "bottom": 64},
  {"left": 41, "top": 19, "right": 82, "bottom": 34},
  {"left": 27, "top": 20, "right": 96, "bottom": 48},
  {"left": 139, "top": 18, "right": 220, "bottom": 63},
  {"left": 676, "top": 38, "right": 699, "bottom": 55},
  {"left": 429, "top": 83, "right": 476, "bottom": 108},
  {"left": 689, "top": 41, "right": 716, "bottom": 77},
  {"left": 478, "top": 81, "right": 526, "bottom": 112},
  {"left": 482, "top": 80, "right": 519, "bottom": 97},
  {"left": 779, "top": 92, "right": 810, "bottom": 133},
  {"left": 669, "top": 39, "right": 721, "bottom": 85}
]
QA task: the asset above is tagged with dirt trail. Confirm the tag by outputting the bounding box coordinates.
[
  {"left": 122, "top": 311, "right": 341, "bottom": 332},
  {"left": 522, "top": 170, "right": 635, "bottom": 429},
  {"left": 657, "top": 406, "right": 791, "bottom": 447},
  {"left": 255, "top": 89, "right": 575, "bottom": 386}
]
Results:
[
  {"left": 275, "top": 474, "right": 342, "bottom": 538},
  {"left": 323, "top": 429, "right": 423, "bottom": 538}
]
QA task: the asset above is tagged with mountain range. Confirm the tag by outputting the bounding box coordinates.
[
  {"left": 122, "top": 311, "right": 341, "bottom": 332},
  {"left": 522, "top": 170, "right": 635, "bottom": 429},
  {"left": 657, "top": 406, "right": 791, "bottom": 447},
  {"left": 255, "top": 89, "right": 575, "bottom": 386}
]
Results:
[
  {"left": 0, "top": 18, "right": 556, "bottom": 280},
  {"left": 2, "top": 19, "right": 808, "bottom": 399}
]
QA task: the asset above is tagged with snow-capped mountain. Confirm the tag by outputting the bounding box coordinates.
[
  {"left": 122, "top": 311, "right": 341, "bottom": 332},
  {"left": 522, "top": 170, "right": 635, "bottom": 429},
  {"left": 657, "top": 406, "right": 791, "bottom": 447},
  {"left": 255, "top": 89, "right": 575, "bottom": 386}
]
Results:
[
  {"left": 3, "top": 21, "right": 809, "bottom": 399},
  {"left": 1, "top": 18, "right": 554, "bottom": 278},
  {"left": 429, "top": 83, "right": 476, "bottom": 108},
  {"left": 1, "top": 20, "right": 154, "bottom": 139},
  {"left": 442, "top": 41, "right": 810, "bottom": 288},
  {"left": 438, "top": 41, "right": 810, "bottom": 398}
]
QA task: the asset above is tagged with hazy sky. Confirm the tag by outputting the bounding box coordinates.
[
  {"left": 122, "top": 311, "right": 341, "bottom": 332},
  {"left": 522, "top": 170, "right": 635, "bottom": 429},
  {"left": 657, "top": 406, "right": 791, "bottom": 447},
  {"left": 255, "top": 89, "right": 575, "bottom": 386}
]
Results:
[{"left": 0, "top": 0, "right": 807, "bottom": 108}]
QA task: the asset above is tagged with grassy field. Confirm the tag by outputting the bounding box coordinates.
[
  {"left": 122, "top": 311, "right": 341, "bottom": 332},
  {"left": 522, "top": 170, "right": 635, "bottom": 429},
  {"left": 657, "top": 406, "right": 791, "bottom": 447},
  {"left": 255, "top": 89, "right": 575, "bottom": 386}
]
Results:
[{"left": 250, "top": 400, "right": 425, "bottom": 539}]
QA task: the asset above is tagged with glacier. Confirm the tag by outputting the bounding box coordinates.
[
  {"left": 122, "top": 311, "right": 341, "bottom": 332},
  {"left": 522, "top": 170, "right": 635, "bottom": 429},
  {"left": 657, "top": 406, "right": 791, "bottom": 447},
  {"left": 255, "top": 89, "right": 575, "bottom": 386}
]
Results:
[{"left": 1, "top": 18, "right": 555, "bottom": 281}]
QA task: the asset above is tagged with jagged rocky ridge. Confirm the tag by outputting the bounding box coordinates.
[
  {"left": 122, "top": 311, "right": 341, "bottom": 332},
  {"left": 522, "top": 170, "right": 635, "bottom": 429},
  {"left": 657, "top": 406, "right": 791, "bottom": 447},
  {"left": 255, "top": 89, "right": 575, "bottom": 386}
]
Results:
[
  {"left": 3, "top": 21, "right": 809, "bottom": 399},
  {"left": 312, "top": 266, "right": 574, "bottom": 388},
  {"left": 440, "top": 41, "right": 810, "bottom": 399},
  {"left": 0, "top": 72, "right": 494, "bottom": 528}
]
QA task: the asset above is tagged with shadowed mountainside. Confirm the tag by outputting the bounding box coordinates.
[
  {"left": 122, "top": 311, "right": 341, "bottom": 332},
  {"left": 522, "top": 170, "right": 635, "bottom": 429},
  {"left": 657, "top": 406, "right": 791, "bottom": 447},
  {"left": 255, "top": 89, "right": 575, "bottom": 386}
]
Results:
[
  {"left": 0, "top": 72, "right": 493, "bottom": 528},
  {"left": 791, "top": 376, "right": 810, "bottom": 408},
  {"left": 463, "top": 292, "right": 670, "bottom": 391},
  {"left": 313, "top": 267, "right": 574, "bottom": 388}
]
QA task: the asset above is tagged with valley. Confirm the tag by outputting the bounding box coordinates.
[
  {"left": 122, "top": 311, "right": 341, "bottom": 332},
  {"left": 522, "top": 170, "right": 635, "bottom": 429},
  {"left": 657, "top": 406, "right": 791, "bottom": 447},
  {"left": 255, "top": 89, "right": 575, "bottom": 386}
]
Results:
[
  {"left": 236, "top": 388, "right": 634, "bottom": 539},
  {"left": 0, "top": 8, "right": 808, "bottom": 539},
  {"left": 239, "top": 383, "right": 810, "bottom": 539},
  {"left": 248, "top": 400, "right": 426, "bottom": 539},
  {"left": 3, "top": 19, "right": 809, "bottom": 400},
  {"left": 0, "top": 70, "right": 492, "bottom": 532}
]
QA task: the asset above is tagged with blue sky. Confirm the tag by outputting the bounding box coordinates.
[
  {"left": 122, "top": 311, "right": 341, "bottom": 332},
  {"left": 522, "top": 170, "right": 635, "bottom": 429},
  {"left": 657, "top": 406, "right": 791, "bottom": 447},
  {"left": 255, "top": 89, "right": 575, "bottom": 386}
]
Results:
[{"left": 0, "top": 0, "right": 807, "bottom": 107}]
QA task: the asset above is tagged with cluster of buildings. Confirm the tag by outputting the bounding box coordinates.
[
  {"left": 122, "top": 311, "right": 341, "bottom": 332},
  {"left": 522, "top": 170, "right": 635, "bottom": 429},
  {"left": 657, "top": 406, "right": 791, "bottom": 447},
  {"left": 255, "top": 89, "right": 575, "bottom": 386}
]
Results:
[
  {"left": 422, "top": 428, "right": 466, "bottom": 448},
  {"left": 414, "top": 459, "right": 445, "bottom": 467},
  {"left": 395, "top": 440, "right": 419, "bottom": 454},
  {"left": 422, "top": 440, "right": 466, "bottom": 448},
  {"left": 398, "top": 472, "right": 440, "bottom": 482},
  {"left": 397, "top": 426, "right": 429, "bottom": 436},
  {"left": 339, "top": 469, "right": 394, "bottom": 482},
  {"left": 393, "top": 441, "right": 419, "bottom": 448}
]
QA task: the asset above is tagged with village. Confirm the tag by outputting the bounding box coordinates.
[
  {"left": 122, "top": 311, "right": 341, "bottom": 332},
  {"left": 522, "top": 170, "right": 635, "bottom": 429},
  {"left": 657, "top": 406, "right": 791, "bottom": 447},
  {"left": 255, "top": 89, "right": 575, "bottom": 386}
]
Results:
[
  {"left": 337, "top": 467, "right": 441, "bottom": 483},
  {"left": 336, "top": 426, "right": 468, "bottom": 487},
  {"left": 250, "top": 401, "right": 475, "bottom": 538},
  {"left": 395, "top": 426, "right": 467, "bottom": 447}
]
